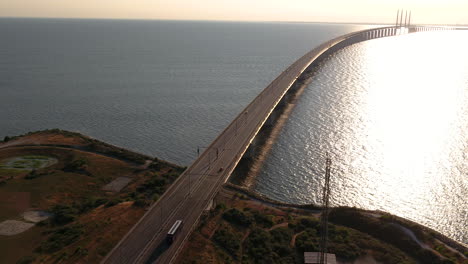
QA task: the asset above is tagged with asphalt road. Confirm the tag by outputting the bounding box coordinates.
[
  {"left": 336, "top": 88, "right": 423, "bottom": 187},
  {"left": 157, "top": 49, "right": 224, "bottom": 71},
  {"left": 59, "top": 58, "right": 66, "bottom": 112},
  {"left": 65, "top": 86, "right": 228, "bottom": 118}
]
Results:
[{"left": 102, "top": 27, "right": 399, "bottom": 264}]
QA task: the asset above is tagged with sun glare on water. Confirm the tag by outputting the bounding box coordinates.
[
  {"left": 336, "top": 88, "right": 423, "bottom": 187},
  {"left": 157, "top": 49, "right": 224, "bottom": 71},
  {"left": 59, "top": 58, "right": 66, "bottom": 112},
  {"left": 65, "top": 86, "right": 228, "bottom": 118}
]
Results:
[
  {"left": 358, "top": 30, "right": 468, "bottom": 220},
  {"left": 255, "top": 29, "right": 468, "bottom": 243}
]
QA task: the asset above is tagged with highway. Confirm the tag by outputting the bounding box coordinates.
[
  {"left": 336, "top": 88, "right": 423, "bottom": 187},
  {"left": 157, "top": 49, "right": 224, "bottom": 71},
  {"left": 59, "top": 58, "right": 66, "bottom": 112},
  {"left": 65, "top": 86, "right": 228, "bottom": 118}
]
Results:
[{"left": 101, "top": 26, "right": 446, "bottom": 264}]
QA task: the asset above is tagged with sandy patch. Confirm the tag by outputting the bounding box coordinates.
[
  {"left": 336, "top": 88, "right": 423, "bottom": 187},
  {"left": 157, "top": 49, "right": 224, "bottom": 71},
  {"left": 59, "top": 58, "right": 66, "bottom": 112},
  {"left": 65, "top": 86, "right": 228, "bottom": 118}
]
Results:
[
  {"left": 22, "top": 210, "right": 53, "bottom": 223},
  {"left": 102, "top": 177, "right": 132, "bottom": 192},
  {"left": 0, "top": 220, "right": 35, "bottom": 236}
]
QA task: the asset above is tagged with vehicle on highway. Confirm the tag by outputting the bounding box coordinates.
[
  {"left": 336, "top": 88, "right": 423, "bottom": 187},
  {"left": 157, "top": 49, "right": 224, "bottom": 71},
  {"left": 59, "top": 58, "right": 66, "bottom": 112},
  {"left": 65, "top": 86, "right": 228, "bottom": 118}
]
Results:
[{"left": 166, "top": 220, "right": 183, "bottom": 244}]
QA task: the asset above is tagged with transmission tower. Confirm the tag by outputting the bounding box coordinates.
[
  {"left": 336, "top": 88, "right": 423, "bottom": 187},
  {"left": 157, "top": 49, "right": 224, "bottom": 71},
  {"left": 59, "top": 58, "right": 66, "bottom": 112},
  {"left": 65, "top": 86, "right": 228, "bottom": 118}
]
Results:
[{"left": 319, "top": 155, "right": 332, "bottom": 264}]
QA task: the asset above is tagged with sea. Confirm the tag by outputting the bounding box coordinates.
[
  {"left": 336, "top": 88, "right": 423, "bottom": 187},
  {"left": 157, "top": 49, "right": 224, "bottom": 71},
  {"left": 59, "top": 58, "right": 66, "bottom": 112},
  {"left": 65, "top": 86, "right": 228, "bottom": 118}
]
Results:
[{"left": 0, "top": 18, "right": 466, "bottom": 244}]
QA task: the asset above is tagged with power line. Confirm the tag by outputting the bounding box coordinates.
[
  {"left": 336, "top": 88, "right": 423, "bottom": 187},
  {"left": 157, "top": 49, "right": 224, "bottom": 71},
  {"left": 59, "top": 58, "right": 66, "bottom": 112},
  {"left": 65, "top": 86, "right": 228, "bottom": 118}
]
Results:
[{"left": 319, "top": 154, "right": 332, "bottom": 264}]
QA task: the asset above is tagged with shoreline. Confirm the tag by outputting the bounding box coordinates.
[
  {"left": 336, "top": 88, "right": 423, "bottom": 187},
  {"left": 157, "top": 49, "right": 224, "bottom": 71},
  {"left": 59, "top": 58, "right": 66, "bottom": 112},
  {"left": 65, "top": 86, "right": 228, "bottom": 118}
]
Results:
[
  {"left": 224, "top": 183, "right": 468, "bottom": 254},
  {"left": 229, "top": 61, "right": 320, "bottom": 189}
]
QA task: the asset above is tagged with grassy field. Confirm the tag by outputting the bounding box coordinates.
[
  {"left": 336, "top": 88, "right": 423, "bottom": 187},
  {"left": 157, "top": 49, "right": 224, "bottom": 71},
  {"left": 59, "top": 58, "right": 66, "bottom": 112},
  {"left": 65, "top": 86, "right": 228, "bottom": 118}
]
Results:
[
  {"left": 0, "top": 155, "right": 56, "bottom": 171},
  {"left": 0, "top": 130, "right": 184, "bottom": 264}
]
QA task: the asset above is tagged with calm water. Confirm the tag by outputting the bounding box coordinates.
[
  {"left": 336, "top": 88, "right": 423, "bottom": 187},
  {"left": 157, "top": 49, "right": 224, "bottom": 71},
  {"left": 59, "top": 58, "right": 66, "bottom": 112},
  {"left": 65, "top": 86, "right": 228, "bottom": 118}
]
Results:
[
  {"left": 1, "top": 19, "right": 466, "bottom": 243},
  {"left": 0, "top": 18, "right": 366, "bottom": 164},
  {"left": 255, "top": 31, "right": 468, "bottom": 244}
]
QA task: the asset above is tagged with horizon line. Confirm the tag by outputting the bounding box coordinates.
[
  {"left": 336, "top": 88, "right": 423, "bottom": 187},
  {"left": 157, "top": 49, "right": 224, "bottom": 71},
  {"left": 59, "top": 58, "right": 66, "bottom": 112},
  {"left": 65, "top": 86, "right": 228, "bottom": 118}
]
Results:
[{"left": 0, "top": 16, "right": 464, "bottom": 26}]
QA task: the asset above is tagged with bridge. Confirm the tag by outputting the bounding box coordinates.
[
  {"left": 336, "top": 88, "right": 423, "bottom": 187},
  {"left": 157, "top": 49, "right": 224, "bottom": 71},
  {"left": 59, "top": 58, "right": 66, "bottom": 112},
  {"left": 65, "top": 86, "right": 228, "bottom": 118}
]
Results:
[{"left": 102, "top": 25, "right": 460, "bottom": 264}]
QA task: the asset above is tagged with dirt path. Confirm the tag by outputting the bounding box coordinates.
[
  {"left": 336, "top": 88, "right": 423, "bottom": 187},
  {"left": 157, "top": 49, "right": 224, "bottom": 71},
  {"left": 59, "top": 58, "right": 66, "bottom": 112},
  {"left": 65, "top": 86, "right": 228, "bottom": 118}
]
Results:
[
  {"left": 435, "top": 239, "right": 468, "bottom": 259},
  {"left": 290, "top": 230, "right": 304, "bottom": 247},
  {"left": 267, "top": 222, "right": 288, "bottom": 231}
]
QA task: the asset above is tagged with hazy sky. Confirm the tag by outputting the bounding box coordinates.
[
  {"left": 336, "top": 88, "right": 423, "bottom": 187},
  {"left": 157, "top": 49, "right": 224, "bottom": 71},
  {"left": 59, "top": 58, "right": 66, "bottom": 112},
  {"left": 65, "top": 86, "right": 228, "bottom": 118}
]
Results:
[{"left": 1, "top": 0, "right": 467, "bottom": 24}]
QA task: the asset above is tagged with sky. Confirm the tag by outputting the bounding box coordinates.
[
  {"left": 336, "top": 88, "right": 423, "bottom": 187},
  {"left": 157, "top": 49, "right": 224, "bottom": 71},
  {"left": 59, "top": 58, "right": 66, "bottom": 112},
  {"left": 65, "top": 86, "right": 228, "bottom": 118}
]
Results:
[{"left": 0, "top": 0, "right": 467, "bottom": 25}]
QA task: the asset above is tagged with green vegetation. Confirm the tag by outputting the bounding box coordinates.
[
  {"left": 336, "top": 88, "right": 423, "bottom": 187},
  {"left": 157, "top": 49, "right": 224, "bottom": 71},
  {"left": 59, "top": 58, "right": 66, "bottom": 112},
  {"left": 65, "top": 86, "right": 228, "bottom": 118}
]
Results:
[
  {"left": 183, "top": 202, "right": 433, "bottom": 264},
  {"left": 213, "top": 226, "right": 241, "bottom": 257},
  {"left": 148, "top": 159, "right": 162, "bottom": 170},
  {"left": 242, "top": 227, "right": 295, "bottom": 263},
  {"left": 24, "top": 169, "right": 49, "bottom": 180},
  {"left": 251, "top": 210, "right": 274, "bottom": 228},
  {"left": 222, "top": 208, "right": 253, "bottom": 227},
  {"left": 244, "top": 228, "right": 276, "bottom": 262},
  {"left": 23, "top": 156, "right": 51, "bottom": 160},
  {"left": 63, "top": 157, "right": 88, "bottom": 172},
  {"left": 50, "top": 205, "right": 79, "bottom": 225},
  {"left": 133, "top": 171, "right": 181, "bottom": 206},
  {"left": 329, "top": 207, "right": 454, "bottom": 264},
  {"left": 16, "top": 255, "right": 35, "bottom": 264},
  {"left": 0, "top": 155, "right": 56, "bottom": 171},
  {"left": 38, "top": 225, "right": 83, "bottom": 253},
  {"left": 0, "top": 129, "right": 185, "bottom": 264},
  {"left": 48, "top": 197, "right": 110, "bottom": 226}
]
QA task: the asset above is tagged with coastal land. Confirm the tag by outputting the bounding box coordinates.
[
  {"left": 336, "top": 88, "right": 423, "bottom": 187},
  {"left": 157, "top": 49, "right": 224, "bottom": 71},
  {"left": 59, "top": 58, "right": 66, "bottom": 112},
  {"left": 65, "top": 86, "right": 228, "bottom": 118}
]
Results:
[
  {"left": 177, "top": 185, "right": 468, "bottom": 264},
  {"left": 0, "top": 129, "right": 184, "bottom": 264},
  {"left": 0, "top": 129, "right": 466, "bottom": 264}
]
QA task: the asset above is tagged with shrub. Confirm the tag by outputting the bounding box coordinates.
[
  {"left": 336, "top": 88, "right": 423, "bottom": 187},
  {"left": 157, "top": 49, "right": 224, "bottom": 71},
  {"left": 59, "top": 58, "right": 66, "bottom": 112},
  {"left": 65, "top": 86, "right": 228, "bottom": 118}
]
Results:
[
  {"left": 329, "top": 207, "right": 446, "bottom": 263},
  {"left": 295, "top": 217, "right": 319, "bottom": 232},
  {"left": 270, "top": 227, "right": 294, "bottom": 258},
  {"left": 213, "top": 227, "right": 241, "bottom": 257},
  {"left": 148, "top": 161, "right": 161, "bottom": 170},
  {"left": 105, "top": 198, "right": 123, "bottom": 207},
  {"left": 133, "top": 197, "right": 148, "bottom": 207},
  {"left": 222, "top": 208, "right": 253, "bottom": 227},
  {"left": 244, "top": 228, "right": 276, "bottom": 262},
  {"left": 24, "top": 169, "right": 40, "bottom": 180},
  {"left": 74, "top": 246, "right": 88, "bottom": 256},
  {"left": 79, "top": 197, "right": 108, "bottom": 213},
  {"left": 272, "top": 244, "right": 292, "bottom": 257},
  {"left": 16, "top": 255, "right": 35, "bottom": 264},
  {"left": 270, "top": 227, "right": 293, "bottom": 245},
  {"left": 137, "top": 175, "right": 168, "bottom": 196},
  {"left": 38, "top": 225, "right": 83, "bottom": 253},
  {"left": 63, "top": 158, "right": 88, "bottom": 172},
  {"left": 215, "top": 202, "right": 226, "bottom": 212},
  {"left": 50, "top": 205, "right": 78, "bottom": 225},
  {"left": 295, "top": 228, "right": 320, "bottom": 252},
  {"left": 252, "top": 210, "right": 275, "bottom": 228}
]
